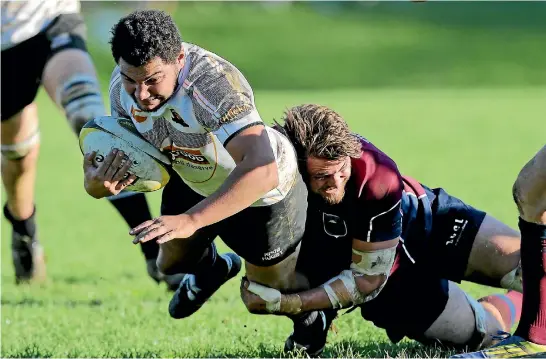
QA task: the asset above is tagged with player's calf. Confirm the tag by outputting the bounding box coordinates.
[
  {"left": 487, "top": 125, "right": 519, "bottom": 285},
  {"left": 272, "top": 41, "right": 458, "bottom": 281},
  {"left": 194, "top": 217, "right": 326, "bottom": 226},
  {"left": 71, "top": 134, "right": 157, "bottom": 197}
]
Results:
[
  {"left": 423, "top": 282, "right": 522, "bottom": 351},
  {"left": 1, "top": 130, "right": 40, "bottom": 218}
]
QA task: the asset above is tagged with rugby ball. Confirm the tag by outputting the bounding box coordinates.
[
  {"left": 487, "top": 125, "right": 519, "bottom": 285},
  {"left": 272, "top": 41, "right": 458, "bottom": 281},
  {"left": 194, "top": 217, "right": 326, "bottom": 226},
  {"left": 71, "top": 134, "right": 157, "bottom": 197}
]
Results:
[{"left": 79, "top": 116, "right": 171, "bottom": 192}]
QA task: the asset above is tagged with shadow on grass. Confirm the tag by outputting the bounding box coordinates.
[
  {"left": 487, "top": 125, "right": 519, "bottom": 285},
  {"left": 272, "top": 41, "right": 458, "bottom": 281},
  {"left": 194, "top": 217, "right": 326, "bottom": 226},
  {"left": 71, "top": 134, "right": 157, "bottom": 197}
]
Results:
[{"left": 1, "top": 298, "right": 102, "bottom": 308}]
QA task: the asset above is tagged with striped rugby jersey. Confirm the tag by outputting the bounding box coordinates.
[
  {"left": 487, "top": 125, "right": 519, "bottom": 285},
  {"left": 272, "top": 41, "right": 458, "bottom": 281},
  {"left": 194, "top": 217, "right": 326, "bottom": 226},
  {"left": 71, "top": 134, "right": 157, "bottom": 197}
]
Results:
[
  {"left": 109, "top": 42, "right": 299, "bottom": 206},
  {"left": 1, "top": 0, "right": 79, "bottom": 51}
]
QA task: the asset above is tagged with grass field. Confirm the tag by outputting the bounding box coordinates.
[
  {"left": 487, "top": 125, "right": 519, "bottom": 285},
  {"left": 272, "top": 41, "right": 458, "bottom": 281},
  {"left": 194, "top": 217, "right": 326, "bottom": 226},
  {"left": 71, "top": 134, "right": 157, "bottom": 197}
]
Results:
[{"left": 1, "top": 86, "right": 545, "bottom": 358}]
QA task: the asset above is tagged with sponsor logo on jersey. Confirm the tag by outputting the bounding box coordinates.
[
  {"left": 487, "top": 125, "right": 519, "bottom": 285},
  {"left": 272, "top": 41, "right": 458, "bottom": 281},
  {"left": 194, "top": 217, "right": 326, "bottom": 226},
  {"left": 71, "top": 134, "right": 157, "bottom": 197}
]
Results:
[
  {"left": 131, "top": 106, "right": 147, "bottom": 123},
  {"left": 163, "top": 145, "right": 210, "bottom": 165},
  {"left": 170, "top": 109, "right": 189, "bottom": 127},
  {"left": 445, "top": 218, "right": 468, "bottom": 246},
  {"left": 220, "top": 103, "right": 253, "bottom": 123}
]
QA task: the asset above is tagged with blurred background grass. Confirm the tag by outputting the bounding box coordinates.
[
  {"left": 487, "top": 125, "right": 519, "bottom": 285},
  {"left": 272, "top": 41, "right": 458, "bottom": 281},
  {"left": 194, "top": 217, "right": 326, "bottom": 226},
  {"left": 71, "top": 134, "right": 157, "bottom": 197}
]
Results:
[{"left": 83, "top": 1, "right": 546, "bottom": 90}]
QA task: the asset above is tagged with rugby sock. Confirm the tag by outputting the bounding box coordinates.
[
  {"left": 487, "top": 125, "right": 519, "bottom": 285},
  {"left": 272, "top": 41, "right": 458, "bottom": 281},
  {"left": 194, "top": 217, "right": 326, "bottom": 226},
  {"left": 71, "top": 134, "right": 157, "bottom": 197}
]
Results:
[
  {"left": 514, "top": 218, "right": 546, "bottom": 344},
  {"left": 194, "top": 243, "right": 229, "bottom": 290},
  {"left": 3, "top": 204, "right": 36, "bottom": 238},
  {"left": 107, "top": 192, "right": 158, "bottom": 260},
  {"left": 479, "top": 290, "right": 522, "bottom": 331}
]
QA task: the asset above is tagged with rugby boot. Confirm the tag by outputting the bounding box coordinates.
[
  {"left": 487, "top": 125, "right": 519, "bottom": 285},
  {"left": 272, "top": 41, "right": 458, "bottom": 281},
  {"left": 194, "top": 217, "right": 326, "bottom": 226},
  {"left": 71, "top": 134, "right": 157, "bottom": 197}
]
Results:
[
  {"left": 168, "top": 252, "right": 241, "bottom": 319},
  {"left": 284, "top": 309, "right": 338, "bottom": 357},
  {"left": 450, "top": 331, "right": 546, "bottom": 358},
  {"left": 146, "top": 258, "right": 185, "bottom": 291},
  {"left": 11, "top": 230, "right": 46, "bottom": 284}
]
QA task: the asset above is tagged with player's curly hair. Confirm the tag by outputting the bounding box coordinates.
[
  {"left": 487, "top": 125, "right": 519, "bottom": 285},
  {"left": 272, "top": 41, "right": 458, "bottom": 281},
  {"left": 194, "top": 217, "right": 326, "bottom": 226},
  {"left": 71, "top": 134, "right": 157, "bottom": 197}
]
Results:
[
  {"left": 110, "top": 9, "right": 182, "bottom": 66},
  {"left": 278, "top": 104, "right": 362, "bottom": 161}
]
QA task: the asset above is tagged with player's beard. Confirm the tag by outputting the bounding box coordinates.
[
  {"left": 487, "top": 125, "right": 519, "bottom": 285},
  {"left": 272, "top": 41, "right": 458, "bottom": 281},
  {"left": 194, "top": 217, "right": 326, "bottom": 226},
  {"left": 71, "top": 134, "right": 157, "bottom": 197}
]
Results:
[{"left": 320, "top": 186, "right": 346, "bottom": 205}]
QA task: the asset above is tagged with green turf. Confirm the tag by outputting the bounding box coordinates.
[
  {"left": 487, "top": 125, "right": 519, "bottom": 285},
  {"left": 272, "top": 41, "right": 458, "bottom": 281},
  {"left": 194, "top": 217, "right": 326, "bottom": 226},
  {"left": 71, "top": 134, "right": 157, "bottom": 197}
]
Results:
[{"left": 2, "top": 87, "right": 545, "bottom": 357}]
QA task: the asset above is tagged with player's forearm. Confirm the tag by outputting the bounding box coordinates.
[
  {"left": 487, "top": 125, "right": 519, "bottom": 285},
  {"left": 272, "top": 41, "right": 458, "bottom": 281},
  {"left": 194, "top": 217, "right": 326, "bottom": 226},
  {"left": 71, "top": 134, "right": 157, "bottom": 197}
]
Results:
[
  {"left": 283, "top": 273, "right": 385, "bottom": 312},
  {"left": 186, "top": 159, "right": 278, "bottom": 229},
  {"left": 290, "top": 287, "right": 336, "bottom": 311}
]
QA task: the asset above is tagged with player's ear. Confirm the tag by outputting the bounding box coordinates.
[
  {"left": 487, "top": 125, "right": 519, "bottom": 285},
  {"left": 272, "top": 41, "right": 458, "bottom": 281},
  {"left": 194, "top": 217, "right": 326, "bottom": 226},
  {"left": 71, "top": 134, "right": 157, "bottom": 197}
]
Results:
[{"left": 177, "top": 48, "right": 185, "bottom": 66}]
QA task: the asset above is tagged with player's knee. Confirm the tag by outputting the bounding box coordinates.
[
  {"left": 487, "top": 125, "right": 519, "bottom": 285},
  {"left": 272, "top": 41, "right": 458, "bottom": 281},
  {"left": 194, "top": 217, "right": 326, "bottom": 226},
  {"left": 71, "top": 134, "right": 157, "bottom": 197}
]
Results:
[
  {"left": 56, "top": 73, "right": 105, "bottom": 134},
  {"left": 513, "top": 178, "right": 546, "bottom": 223},
  {"left": 512, "top": 176, "right": 528, "bottom": 214},
  {"left": 500, "top": 260, "right": 522, "bottom": 292},
  {"left": 1, "top": 130, "right": 40, "bottom": 162}
]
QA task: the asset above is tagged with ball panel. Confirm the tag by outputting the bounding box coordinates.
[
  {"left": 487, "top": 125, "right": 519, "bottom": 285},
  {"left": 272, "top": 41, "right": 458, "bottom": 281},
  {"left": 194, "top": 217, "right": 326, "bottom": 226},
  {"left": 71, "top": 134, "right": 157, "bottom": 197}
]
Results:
[
  {"left": 93, "top": 116, "right": 170, "bottom": 165},
  {"left": 79, "top": 122, "right": 170, "bottom": 193}
]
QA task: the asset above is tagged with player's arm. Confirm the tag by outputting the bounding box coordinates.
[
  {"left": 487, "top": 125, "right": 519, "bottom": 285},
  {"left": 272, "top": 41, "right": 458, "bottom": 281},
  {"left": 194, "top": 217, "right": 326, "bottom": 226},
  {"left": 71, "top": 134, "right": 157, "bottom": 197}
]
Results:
[
  {"left": 242, "top": 167, "right": 403, "bottom": 314},
  {"left": 186, "top": 121, "right": 278, "bottom": 228},
  {"left": 242, "top": 236, "right": 399, "bottom": 314}
]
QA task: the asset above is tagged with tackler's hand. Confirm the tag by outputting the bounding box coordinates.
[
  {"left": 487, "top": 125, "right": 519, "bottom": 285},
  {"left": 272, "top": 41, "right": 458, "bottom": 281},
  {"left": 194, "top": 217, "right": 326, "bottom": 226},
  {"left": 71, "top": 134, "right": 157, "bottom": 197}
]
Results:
[
  {"left": 241, "top": 278, "right": 303, "bottom": 315},
  {"left": 130, "top": 213, "right": 200, "bottom": 244},
  {"left": 83, "top": 149, "right": 136, "bottom": 199},
  {"left": 240, "top": 277, "right": 270, "bottom": 314}
]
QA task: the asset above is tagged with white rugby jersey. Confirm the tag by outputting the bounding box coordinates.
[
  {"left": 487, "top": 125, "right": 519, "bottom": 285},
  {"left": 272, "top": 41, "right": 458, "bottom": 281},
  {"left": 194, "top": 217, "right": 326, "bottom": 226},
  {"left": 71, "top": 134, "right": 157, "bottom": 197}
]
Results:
[
  {"left": 1, "top": 0, "right": 79, "bottom": 51},
  {"left": 109, "top": 42, "right": 299, "bottom": 207}
]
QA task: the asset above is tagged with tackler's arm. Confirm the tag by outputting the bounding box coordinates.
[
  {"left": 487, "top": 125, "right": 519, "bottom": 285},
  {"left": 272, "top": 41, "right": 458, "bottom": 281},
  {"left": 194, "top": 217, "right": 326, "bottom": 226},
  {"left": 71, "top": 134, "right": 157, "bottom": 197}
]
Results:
[{"left": 242, "top": 237, "right": 399, "bottom": 315}]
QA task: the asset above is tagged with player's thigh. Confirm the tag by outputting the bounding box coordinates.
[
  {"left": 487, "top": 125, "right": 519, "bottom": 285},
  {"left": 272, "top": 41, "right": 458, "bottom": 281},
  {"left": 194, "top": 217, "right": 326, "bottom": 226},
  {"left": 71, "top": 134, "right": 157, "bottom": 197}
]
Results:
[
  {"left": 513, "top": 145, "right": 546, "bottom": 223},
  {"left": 219, "top": 172, "right": 308, "bottom": 289},
  {"left": 420, "top": 187, "right": 488, "bottom": 283},
  {"left": 465, "top": 214, "right": 520, "bottom": 281},
  {"left": 423, "top": 282, "right": 502, "bottom": 349},
  {"left": 156, "top": 171, "right": 216, "bottom": 271}
]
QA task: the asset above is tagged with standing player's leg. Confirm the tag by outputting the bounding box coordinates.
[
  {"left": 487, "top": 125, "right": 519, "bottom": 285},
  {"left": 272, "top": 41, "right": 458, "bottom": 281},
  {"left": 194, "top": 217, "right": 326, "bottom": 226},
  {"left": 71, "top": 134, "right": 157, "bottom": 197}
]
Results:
[
  {"left": 449, "top": 147, "right": 546, "bottom": 358},
  {"left": 1, "top": 34, "right": 49, "bottom": 284},
  {"left": 1, "top": 104, "right": 46, "bottom": 284},
  {"left": 513, "top": 145, "right": 546, "bottom": 344},
  {"left": 39, "top": 13, "right": 169, "bottom": 286}
]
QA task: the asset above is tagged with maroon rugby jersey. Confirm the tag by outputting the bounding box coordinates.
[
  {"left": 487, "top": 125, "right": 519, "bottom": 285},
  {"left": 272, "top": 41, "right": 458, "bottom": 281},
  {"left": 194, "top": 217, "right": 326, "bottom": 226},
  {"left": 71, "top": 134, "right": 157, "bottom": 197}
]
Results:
[
  {"left": 347, "top": 136, "right": 404, "bottom": 243},
  {"left": 298, "top": 136, "right": 427, "bottom": 285}
]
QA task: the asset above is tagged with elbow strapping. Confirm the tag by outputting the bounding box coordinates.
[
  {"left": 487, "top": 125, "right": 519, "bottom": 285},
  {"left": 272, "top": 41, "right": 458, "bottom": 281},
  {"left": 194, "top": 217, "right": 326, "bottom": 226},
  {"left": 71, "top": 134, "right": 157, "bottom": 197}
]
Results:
[{"left": 321, "top": 270, "right": 388, "bottom": 309}]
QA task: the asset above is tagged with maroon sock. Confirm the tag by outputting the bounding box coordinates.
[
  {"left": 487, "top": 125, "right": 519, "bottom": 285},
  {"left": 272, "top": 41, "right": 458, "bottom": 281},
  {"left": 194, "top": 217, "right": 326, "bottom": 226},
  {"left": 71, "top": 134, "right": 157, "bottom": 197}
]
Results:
[
  {"left": 514, "top": 218, "right": 546, "bottom": 344},
  {"left": 479, "top": 290, "right": 522, "bottom": 331}
]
